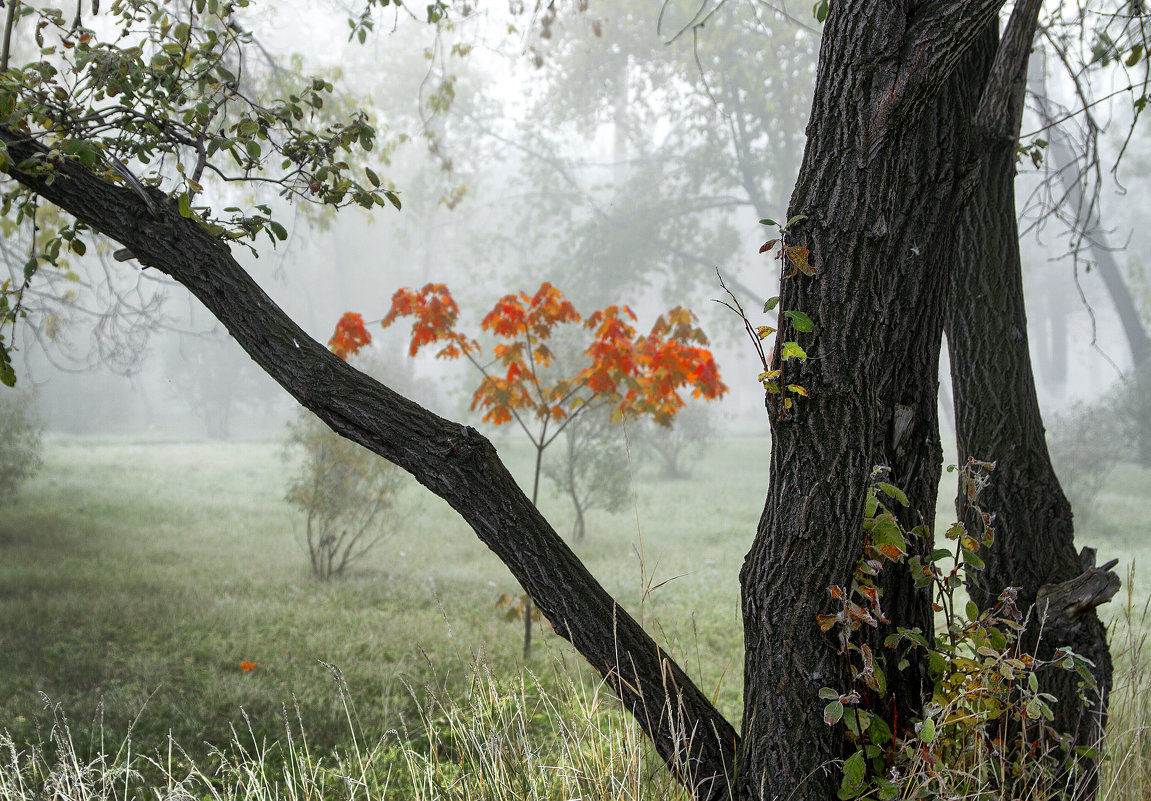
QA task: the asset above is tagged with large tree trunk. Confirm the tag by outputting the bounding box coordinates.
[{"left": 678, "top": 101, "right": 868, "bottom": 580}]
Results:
[
  {"left": 946, "top": 4, "right": 1118, "bottom": 797},
  {"left": 737, "top": 5, "right": 1005, "bottom": 797},
  {"left": 0, "top": 125, "right": 740, "bottom": 800}
]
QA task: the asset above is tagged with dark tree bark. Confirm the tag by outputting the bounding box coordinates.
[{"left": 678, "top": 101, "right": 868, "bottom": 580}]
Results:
[
  {"left": 0, "top": 126, "right": 740, "bottom": 799},
  {"left": 946, "top": 2, "right": 1119, "bottom": 796},
  {"left": 738, "top": 5, "right": 1005, "bottom": 798}
]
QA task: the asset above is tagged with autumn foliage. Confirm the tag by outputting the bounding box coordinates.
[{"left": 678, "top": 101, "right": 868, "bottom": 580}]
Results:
[
  {"left": 328, "top": 312, "right": 373, "bottom": 360},
  {"left": 332, "top": 282, "right": 727, "bottom": 429}
]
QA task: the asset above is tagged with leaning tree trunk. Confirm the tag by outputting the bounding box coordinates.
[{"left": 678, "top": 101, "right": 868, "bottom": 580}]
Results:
[
  {"left": 946, "top": 3, "right": 1118, "bottom": 797},
  {"left": 0, "top": 125, "right": 740, "bottom": 801},
  {"left": 738, "top": 5, "right": 1006, "bottom": 798}
]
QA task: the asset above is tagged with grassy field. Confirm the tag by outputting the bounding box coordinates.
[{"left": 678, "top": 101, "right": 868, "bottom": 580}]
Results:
[{"left": 0, "top": 429, "right": 1148, "bottom": 798}]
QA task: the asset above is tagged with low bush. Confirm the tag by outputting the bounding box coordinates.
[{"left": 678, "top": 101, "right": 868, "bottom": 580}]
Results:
[
  {"left": 283, "top": 409, "right": 405, "bottom": 580},
  {"left": 0, "top": 390, "right": 42, "bottom": 507}
]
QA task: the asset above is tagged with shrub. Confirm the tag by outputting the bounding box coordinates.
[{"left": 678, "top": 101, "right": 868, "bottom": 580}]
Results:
[
  {"left": 0, "top": 390, "right": 42, "bottom": 506},
  {"left": 283, "top": 409, "right": 404, "bottom": 580},
  {"left": 1047, "top": 391, "right": 1132, "bottom": 518}
]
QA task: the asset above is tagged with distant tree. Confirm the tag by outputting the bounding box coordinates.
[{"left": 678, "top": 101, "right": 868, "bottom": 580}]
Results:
[
  {"left": 450, "top": 2, "right": 818, "bottom": 308},
  {"left": 542, "top": 403, "right": 629, "bottom": 541},
  {"left": 634, "top": 399, "right": 715, "bottom": 479},
  {"left": 0, "top": 389, "right": 41, "bottom": 506},
  {"left": 284, "top": 404, "right": 404, "bottom": 581}
]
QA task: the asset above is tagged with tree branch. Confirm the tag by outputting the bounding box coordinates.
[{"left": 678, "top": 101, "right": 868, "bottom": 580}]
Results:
[
  {"left": 0, "top": 124, "right": 739, "bottom": 800},
  {"left": 973, "top": 0, "right": 1042, "bottom": 143},
  {"left": 862, "top": 0, "right": 1006, "bottom": 159}
]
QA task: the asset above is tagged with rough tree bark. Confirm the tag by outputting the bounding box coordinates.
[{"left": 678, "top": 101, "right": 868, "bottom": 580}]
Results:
[
  {"left": 738, "top": 4, "right": 1006, "bottom": 798},
  {"left": 946, "top": 2, "right": 1119, "bottom": 796}
]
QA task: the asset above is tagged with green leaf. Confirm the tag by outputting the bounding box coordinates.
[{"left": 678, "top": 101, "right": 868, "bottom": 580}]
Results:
[
  {"left": 823, "top": 700, "right": 844, "bottom": 726},
  {"left": 868, "top": 714, "right": 893, "bottom": 745},
  {"left": 1127, "top": 44, "right": 1144, "bottom": 67},
  {"left": 819, "top": 687, "right": 840, "bottom": 700},
  {"left": 178, "top": 192, "right": 192, "bottom": 218},
  {"left": 781, "top": 341, "right": 807, "bottom": 360},
  {"left": 844, "top": 709, "right": 870, "bottom": 737},
  {"left": 962, "top": 548, "right": 985, "bottom": 570},
  {"left": 785, "top": 214, "right": 808, "bottom": 228},
  {"left": 837, "top": 750, "right": 866, "bottom": 799},
  {"left": 871, "top": 515, "right": 905, "bottom": 545},
  {"left": 920, "top": 717, "right": 936, "bottom": 742},
  {"left": 763, "top": 296, "right": 779, "bottom": 312},
  {"left": 0, "top": 343, "right": 15, "bottom": 386},
  {"left": 965, "top": 600, "right": 980, "bottom": 621},
  {"left": 783, "top": 310, "right": 814, "bottom": 332},
  {"left": 759, "top": 218, "right": 777, "bottom": 227},
  {"left": 245, "top": 140, "right": 261, "bottom": 160},
  {"left": 365, "top": 167, "right": 381, "bottom": 187},
  {"left": 268, "top": 220, "right": 288, "bottom": 241},
  {"left": 875, "top": 777, "right": 898, "bottom": 801},
  {"left": 876, "top": 482, "right": 907, "bottom": 506}
]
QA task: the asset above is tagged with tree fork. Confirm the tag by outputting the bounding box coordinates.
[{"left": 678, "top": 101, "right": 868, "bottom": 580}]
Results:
[{"left": 0, "top": 126, "right": 739, "bottom": 800}]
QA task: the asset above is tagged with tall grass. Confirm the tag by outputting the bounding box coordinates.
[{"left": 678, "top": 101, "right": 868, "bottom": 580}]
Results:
[
  {"left": 0, "top": 655, "right": 689, "bottom": 801},
  {"left": 3, "top": 612, "right": 1151, "bottom": 801},
  {"left": 1097, "top": 567, "right": 1151, "bottom": 801}
]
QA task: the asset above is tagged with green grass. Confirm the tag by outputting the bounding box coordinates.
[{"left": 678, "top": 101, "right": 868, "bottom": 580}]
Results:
[
  {"left": 0, "top": 432, "right": 758, "bottom": 762},
  {"left": 0, "top": 430, "right": 1148, "bottom": 798}
]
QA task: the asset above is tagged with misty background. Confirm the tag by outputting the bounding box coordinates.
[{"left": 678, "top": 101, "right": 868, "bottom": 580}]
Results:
[{"left": 5, "top": 2, "right": 1148, "bottom": 478}]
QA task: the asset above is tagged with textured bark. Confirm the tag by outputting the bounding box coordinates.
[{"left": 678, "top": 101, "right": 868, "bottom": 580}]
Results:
[
  {"left": 737, "top": 4, "right": 1003, "bottom": 798},
  {"left": 0, "top": 127, "right": 738, "bottom": 800},
  {"left": 947, "top": 3, "right": 1117, "bottom": 796}
]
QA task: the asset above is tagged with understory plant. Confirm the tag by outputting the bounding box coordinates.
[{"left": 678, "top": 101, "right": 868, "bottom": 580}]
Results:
[
  {"left": 283, "top": 407, "right": 405, "bottom": 581},
  {"left": 821, "top": 459, "right": 1098, "bottom": 800},
  {"left": 0, "top": 389, "right": 42, "bottom": 507}
]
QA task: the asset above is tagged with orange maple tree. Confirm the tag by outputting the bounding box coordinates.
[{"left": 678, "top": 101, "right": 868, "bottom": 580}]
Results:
[
  {"left": 331, "top": 281, "right": 727, "bottom": 656},
  {"left": 332, "top": 281, "right": 726, "bottom": 433}
]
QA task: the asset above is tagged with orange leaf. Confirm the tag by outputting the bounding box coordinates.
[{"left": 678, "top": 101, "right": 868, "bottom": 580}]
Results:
[{"left": 329, "top": 312, "right": 372, "bottom": 360}]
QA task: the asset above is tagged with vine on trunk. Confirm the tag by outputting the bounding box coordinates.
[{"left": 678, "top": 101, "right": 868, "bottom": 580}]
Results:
[{"left": 821, "top": 460, "right": 1099, "bottom": 800}]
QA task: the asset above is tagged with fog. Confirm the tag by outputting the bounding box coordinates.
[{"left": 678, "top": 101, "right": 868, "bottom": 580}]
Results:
[{"left": 7, "top": 2, "right": 1149, "bottom": 449}]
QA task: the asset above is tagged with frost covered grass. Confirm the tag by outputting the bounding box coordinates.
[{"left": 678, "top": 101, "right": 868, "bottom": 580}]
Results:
[{"left": 0, "top": 430, "right": 1148, "bottom": 798}]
